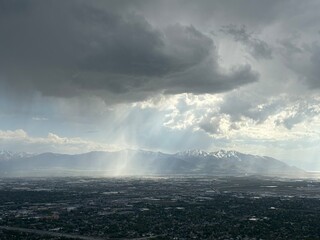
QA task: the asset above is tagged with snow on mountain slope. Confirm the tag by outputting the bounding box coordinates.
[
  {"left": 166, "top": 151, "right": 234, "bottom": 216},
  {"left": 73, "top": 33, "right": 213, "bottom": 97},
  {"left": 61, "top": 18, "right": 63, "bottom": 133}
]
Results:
[
  {"left": 176, "top": 149, "right": 209, "bottom": 157},
  {"left": 0, "top": 150, "right": 35, "bottom": 161}
]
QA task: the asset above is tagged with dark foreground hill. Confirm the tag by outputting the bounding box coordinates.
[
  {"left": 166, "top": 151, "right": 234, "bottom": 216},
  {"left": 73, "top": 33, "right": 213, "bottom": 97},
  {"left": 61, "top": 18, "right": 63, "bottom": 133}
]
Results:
[{"left": 0, "top": 149, "right": 304, "bottom": 177}]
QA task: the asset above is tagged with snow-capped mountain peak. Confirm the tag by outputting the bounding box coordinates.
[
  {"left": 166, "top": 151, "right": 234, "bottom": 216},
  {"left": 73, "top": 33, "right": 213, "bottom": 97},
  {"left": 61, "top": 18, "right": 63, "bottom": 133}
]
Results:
[
  {"left": 177, "top": 149, "right": 209, "bottom": 157},
  {"left": 0, "top": 150, "right": 35, "bottom": 161},
  {"left": 0, "top": 150, "right": 15, "bottom": 160},
  {"left": 177, "top": 149, "right": 244, "bottom": 159},
  {"left": 210, "top": 150, "right": 240, "bottom": 159}
]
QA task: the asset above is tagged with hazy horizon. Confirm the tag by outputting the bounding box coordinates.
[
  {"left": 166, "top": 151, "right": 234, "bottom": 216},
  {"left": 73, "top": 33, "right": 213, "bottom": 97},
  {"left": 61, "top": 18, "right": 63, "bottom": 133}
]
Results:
[
  {"left": 0, "top": 148, "right": 312, "bottom": 172},
  {"left": 1, "top": 0, "right": 320, "bottom": 170}
]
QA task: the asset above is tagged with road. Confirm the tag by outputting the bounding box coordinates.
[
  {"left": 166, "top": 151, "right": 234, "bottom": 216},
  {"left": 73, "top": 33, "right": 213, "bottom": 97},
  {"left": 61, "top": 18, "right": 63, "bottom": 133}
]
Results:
[
  {"left": 0, "top": 226, "right": 159, "bottom": 240},
  {"left": 0, "top": 226, "right": 106, "bottom": 239}
]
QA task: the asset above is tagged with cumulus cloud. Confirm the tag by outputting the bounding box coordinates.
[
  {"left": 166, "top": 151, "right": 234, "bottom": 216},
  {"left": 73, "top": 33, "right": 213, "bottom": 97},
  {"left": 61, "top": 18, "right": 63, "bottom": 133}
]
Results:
[
  {"left": 0, "top": 129, "right": 118, "bottom": 153},
  {"left": 157, "top": 92, "right": 320, "bottom": 148},
  {"left": 274, "top": 99, "right": 320, "bottom": 129},
  {"left": 218, "top": 92, "right": 281, "bottom": 123},
  {"left": 0, "top": 129, "right": 28, "bottom": 140}
]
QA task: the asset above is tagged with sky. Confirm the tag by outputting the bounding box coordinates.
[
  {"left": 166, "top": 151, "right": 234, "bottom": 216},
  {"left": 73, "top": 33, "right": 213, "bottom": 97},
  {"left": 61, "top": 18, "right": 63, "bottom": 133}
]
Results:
[{"left": 0, "top": 0, "right": 320, "bottom": 170}]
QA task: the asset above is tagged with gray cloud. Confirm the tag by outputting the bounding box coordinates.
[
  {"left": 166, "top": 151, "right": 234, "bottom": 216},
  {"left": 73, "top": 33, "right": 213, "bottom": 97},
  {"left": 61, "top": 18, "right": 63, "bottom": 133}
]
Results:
[
  {"left": 0, "top": 0, "right": 258, "bottom": 104},
  {"left": 279, "top": 40, "right": 320, "bottom": 90},
  {"left": 278, "top": 38, "right": 303, "bottom": 56},
  {"left": 275, "top": 100, "right": 320, "bottom": 129},
  {"left": 305, "top": 44, "right": 320, "bottom": 89},
  {"left": 221, "top": 25, "right": 273, "bottom": 60},
  {"left": 199, "top": 116, "right": 222, "bottom": 135},
  {"left": 133, "top": 0, "right": 285, "bottom": 30},
  {"left": 277, "top": 115, "right": 304, "bottom": 130},
  {"left": 163, "top": 59, "right": 258, "bottom": 95},
  {"left": 219, "top": 92, "right": 280, "bottom": 124}
]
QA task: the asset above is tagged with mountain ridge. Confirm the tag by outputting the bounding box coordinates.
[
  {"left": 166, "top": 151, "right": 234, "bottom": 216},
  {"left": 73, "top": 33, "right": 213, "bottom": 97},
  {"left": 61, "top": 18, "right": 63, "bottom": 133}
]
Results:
[{"left": 0, "top": 149, "right": 304, "bottom": 177}]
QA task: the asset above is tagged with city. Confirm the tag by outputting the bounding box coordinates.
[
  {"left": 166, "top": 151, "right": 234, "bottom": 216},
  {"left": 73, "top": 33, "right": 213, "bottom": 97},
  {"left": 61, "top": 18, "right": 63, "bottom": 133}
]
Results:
[{"left": 0, "top": 176, "right": 320, "bottom": 239}]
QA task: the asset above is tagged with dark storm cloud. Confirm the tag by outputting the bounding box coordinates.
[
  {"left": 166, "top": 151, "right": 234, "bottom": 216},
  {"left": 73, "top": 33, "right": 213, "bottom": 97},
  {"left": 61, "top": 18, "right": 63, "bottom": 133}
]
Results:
[
  {"left": 135, "top": 0, "right": 284, "bottom": 29},
  {"left": 165, "top": 57, "right": 258, "bottom": 95},
  {"left": 0, "top": 0, "right": 258, "bottom": 103},
  {"left": 221, "top": 25, "right": 273, "bottom": 60}
]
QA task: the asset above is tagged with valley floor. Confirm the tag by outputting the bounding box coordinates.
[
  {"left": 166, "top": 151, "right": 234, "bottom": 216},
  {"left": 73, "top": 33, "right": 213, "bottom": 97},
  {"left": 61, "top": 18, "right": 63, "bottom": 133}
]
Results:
[{"left": 0, "top": 176, "right": 320, "bottom": 239}]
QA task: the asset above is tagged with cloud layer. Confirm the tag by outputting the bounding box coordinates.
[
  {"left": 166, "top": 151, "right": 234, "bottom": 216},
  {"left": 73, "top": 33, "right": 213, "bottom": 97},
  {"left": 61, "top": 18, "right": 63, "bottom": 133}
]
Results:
[
  {"left": 0, "top": 0, "right": 258, "bottom": 104},
  {"left": 1, "top": 0, "right": 320, "bottom": 170}
]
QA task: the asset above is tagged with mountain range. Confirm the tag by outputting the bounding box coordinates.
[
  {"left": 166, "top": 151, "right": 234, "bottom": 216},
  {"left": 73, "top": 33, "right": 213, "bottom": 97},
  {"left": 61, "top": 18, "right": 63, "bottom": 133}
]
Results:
[{"left": 0, "top": 149, "right": 304, "bottom": 177}]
